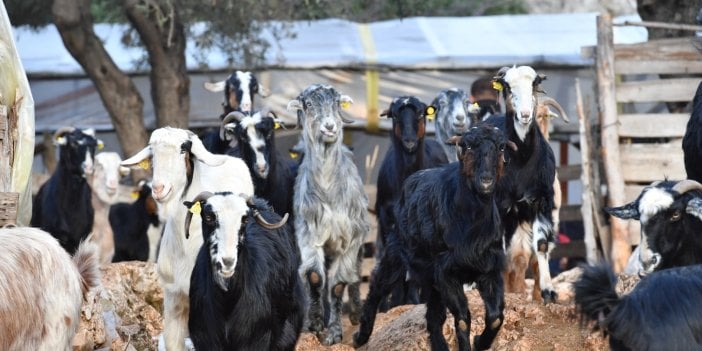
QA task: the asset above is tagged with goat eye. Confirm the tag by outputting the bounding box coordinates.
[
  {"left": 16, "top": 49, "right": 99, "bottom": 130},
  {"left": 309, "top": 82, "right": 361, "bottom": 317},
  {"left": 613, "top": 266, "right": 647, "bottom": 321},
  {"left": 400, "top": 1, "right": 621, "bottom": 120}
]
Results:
[
  {"left": 670, "top": 211, "right": 682, "bottom": 222},
  {"left": 204, "top": 214, "right": 216, "bottom": 223}
]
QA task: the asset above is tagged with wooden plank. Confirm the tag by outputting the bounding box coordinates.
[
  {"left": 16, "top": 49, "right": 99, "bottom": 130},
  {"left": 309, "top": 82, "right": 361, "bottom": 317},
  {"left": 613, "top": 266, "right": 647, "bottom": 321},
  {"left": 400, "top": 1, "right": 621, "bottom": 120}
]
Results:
[
  {"left": 620, "top": 141, "right": 686, "bottom": 183},
  {"left": 0, "top": 192, "right": 18, "bottom": 226},
  {"left": 615, "top": 59, "right": 702, "bottom": 75},
  {"left": 557, "top": 164, "right": 581, "bottom": 182},
  {"left": 560, "top": 204, "right": 582, "bottom": 222},
  {"left": 597, "top": 14, "right": 629, "bottom": 271},
  {"left": 618, "top": 113, "right": 688, "bottom": 138},
  {"left": 624, "top": 184, "right": 645, "bottom": 203},
  {"left": 616, "top": 78, "right": 700, "bottom": 103}
]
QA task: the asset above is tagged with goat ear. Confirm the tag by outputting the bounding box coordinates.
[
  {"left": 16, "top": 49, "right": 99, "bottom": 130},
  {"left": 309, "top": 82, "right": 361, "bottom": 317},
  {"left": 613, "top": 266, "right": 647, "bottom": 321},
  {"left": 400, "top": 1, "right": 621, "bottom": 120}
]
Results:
[
  {"left": 258, "top": 84, "right": 271, "bottom": 98},
  {"left": 686, "top": 197, "right": 702, "bottom": 221},
  {"left": 379, "top": 109, "right": 390, "bottom": 118},
  {"left": 604, "top": 202, "right": 640, "bottom": 220},
  {"left": 189, "top": 135, "right": 227, "bottom": 167},
  {"left": 204, "top": 80, "right": 226, "bottom": 92},
  {"left": 287, "top": 99, "right": 302, "bottom": 112},
  {"left": 182, "top": 201, "right": 198, "bottom": 239},
  {"left": 121, "top": 146, "right": 153, "bottom": 170},
  {"left": 535, "top": 74, "right": 547, "bottom": 85},
  {"left": 339, "top": 95, "right": 353, "bottom": 110}
]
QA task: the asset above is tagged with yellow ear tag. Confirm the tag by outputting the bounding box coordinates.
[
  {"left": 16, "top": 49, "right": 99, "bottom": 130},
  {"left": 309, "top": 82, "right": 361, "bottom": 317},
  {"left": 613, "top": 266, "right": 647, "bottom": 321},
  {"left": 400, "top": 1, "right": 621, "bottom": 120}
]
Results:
[
  {"left": 289, "top": 151, "right": 299, "bottom": 159},
  {"left": 340, "top": 101, "right": 351, "bottom": 109},
  {"left": 274, "top": 121, "right": 281, "bottom": 130},
  {"left": 189, "top": 201, "right": 202, "bottom": 215},
  {"left": 492, "top": 81, "right": 503, "bottom": 92},
  {"left": 130, "top": 191, "right": 139, "bottom": 200},
  {"left": 425, "top": 106, "right": 436, "bottom": 121},
  {"left": 138, "top": 159, "right": 150, "bottom": 170},
  {"left": 97, "top": 141, "right": 104, "bottom": 150},
  {"left": 468, "top": 102, "right": 480, "bottom": 114}
]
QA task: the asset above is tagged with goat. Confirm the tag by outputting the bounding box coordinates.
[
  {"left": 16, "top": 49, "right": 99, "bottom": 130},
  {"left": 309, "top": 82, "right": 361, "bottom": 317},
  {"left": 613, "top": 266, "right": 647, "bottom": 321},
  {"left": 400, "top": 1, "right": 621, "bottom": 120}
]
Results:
[
  {"left": 486, "top": 65, "right": 558, "bottom": 303},
  {"left": 88, "top": 151, "right": 125, "bottom": 265},
  {"left": 574, "top": 263, "right": 702, "bottom": 351},
  {"left": 221, "top": 108, "right": 297, "bottom": 218},
  {"left": 375, "top": 95, "right": 448, "bottom": 309},
  {"left": 0, "top": 227, "right": 100, "bottom": 351},
  {"left": 287, "top": 84, "right": 369, "bottom": 345},
  {"left": 355, "top": 124, "right": 512, "bottom": 351},
  {"left": 202, "top": 70, "right": 269, "bottom": 154},
  {"left": 183, "top": 192, "right": 304, "bottom": 351},
  {"left": 605, "top": 179, "right": 702, "bottom": 274},
  {"left": 682, "top": 81, "right": 702, "bottom": 182},
  {"left": 432, "top": 88, "right": 473, "bottom": 162},
  {"left": 121, "top": 127, "right": 254, "bottom": 351},
  {"left": 31, "top": 127, "right": 101, "bottom": 255},
  {"left": 110, "top": 180, "right": 160, "bottom": 262}
]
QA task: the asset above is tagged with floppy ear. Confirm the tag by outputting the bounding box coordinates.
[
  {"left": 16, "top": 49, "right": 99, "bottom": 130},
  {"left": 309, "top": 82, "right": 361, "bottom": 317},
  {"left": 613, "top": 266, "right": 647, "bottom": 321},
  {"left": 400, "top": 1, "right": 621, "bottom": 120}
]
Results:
[
  {"left": 379, "top": 109, "right": 390, "bottom": 118},
  {"left": 605, "top": 201, "right": 640, "bottom": 220},
  {"left": 287, "top": 99, "right": 302, "bottom": 112},
  {"left": 686, "top": 197, "right": 702, "bottom": 221},
  {"left": 204, "top": 80, "right": 226, "bottom": 92}
]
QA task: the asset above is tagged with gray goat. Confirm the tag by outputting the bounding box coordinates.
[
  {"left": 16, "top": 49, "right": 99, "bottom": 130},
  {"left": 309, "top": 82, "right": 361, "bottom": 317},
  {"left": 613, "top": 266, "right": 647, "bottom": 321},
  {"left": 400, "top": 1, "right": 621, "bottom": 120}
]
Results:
[{"left": 287, "top": 84, "right": 369, "bottom": 345}]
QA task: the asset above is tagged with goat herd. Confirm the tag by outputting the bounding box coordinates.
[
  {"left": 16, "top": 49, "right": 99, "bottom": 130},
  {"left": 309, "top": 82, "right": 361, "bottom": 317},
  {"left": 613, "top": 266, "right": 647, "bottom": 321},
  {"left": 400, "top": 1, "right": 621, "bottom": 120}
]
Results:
[{"left": 3, "top": 66, "right": 702, "bottom": 351}]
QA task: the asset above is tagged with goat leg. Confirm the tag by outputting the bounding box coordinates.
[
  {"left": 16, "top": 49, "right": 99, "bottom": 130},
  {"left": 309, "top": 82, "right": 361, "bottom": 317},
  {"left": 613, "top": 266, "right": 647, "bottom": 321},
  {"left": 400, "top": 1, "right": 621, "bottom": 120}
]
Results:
[
  {"left": 425, "top": 287, "right": 450, "bottom": 351},
  {"left": 323, "top": 282, "right": 346, "bottom": 345},
  {"left": 474, "top": 272, "right": 505, "bottom": 350},
  {"left": 438, "top": 277, "right": 472, "bottom": 351}
]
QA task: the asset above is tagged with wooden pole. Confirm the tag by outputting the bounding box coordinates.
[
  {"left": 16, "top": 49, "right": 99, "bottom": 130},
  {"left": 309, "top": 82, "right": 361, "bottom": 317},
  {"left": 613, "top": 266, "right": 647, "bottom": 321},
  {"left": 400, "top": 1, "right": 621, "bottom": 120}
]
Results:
[
  {"left": 596, "top": 14, "right": 630, "bottom": 272},
  {"left": 616, "top": 20, "right": 702, "bottom": 32},
  {"left": 576, "top": 78, "right": 603, "bottom": 264}
]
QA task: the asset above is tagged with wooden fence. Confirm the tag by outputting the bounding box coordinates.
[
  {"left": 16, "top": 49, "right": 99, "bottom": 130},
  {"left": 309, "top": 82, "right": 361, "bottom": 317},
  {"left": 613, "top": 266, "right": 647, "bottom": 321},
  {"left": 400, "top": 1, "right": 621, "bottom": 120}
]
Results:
[{"left": 585, "top": 14, "right": 702, "bottom": 271}]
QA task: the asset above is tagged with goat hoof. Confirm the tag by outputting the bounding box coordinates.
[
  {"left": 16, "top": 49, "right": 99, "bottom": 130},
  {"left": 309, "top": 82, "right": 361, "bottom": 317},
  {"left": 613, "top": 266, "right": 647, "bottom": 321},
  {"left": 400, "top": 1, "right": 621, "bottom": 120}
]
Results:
[
  {"left": 541, "top": 289, "right": 557, "bottom": 304},
  {"left": 353, "top": 331, "right": 369, "bottom": 348},
  {"left": 323, "top": 331, "right": 342, "bottom": 346}
]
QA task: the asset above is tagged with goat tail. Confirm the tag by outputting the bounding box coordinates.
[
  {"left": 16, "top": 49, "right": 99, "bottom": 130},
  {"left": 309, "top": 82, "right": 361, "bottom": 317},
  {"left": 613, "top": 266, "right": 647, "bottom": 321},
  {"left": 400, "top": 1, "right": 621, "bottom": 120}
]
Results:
[
  {"left": 72, "top": 237, "right": 102, "bottom": 298},
  {"left": 573, "top": 263, "right": 620, "bottom": 329}
]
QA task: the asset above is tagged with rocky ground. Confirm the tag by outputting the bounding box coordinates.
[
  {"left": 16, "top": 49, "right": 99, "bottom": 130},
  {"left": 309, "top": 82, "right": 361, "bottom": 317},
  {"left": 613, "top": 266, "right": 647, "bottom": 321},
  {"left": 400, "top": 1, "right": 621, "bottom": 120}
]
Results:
[{"left": 72, "top": 262, "right": 641, "bottom": 351}]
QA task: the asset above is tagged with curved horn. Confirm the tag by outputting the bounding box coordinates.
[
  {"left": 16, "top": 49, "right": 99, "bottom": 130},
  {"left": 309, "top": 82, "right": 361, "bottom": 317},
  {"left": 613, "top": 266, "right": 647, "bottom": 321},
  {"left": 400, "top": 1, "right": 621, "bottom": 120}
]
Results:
[
  {"left": 222, "top": 110, "right": 248, "bottom": 125},
  {"left": 494, "top": 66, "right": 510, "bottom": 79},
  {"left": 539, "top": 96, "right": 570, "bottom": 123},
  {"left": 673, "top": 179, "right": 702, "bottom": 194},
  {"left": 183, "top": 191, "right": 215, "bottom": 239},
  {"left": 53, "top": 126, "right": 76, "bottom": 145},
  {"left": 204, "top": 80, "right": 226, "bottom": 92},
  {"left": 121, "top": 146, "right": 153, "bottom": 169},
  {"left": 243, "top": 195, "right": 289, "bottom": 229}
]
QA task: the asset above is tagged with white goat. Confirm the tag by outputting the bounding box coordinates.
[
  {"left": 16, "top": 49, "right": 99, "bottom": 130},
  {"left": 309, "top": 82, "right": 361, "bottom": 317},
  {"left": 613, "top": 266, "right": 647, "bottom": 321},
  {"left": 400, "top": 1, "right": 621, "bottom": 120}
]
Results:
[
  {"left": 0, "top": 227, "right": 100, "bottom": 351},
  {"left": 121, "top": 127, "right": 254, "bottom": 351},
  {"left": 88, "top": 151, "right": 126, "bottom": 265}
]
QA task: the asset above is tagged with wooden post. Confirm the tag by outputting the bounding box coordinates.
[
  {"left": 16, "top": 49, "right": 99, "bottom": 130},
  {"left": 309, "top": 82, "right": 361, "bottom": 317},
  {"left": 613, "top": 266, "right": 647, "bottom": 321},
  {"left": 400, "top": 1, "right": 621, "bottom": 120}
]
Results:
[
  {"left": 596, "top": 14, "right": 630, "bottom": 272},
  {"left": 576, "top": 78, "right": 603, "bottom": 264},
  {"left": 358, "top": 23, "right": 379, "bottom": 133}
]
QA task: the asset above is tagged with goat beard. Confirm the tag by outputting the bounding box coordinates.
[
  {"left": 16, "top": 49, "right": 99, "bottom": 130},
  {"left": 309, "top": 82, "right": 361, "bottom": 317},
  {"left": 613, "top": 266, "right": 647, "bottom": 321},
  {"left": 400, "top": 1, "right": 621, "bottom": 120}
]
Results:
[{"left": 214, "top": 272, "right": 230, "bottom": 292}]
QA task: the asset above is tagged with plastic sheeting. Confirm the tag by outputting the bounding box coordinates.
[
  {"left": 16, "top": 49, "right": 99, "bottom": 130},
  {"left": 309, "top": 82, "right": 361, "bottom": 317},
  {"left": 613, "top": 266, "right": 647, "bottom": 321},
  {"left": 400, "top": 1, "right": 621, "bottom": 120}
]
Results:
[
  {"left": 0, "top": 2, "right": 34, "bottom": 226},
  {"left": 14, "top": 13, "right": 647, "bottom": 75}
]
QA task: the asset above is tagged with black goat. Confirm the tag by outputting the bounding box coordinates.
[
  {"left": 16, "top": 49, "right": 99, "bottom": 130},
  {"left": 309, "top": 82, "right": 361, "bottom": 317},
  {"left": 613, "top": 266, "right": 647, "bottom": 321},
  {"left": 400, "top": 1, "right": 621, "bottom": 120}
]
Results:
[
  {"left": 355, "top": 124, "right": 512, "bottom": 351},
  {"left": 486, "top": 65, "right": 558, "bottom": 303},
  {"left": 375, "top": 95, "right": 448, "bottom": 309},
  {"left": 184, "top": 192, "right": 304, "bottom": 351},
  {"left": 31, "top": 127, "right": 100, "bottom": 254},
  {"left": 682, "top": 81, "right": 702, "bottom": 182},
  {"left": 110, "top": 180, "right": 160, "bottom": 262},
  {"left": 574, "top": 263, "right": 702, "bottom": 351},
  {"left": 605, "top": 179, "right": 702, "bottom": 274},
  {"left": 223, "top": 108, "right": 296, "bottom": 218},
  {"left": 202, "top": 70, "right": 267, "bottom": 154}
]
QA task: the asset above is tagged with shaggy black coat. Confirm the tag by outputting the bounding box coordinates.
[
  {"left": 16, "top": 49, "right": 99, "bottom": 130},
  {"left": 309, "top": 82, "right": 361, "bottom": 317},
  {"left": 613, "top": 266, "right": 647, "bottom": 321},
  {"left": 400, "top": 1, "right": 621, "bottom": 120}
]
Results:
[
  {"left": 375, "top": 96, "right": 448, "bottom": 308},
  {"left": 574, "top": 263, "right": 702, "bottom": 351},
  {"left": 110, "top": 183, "right": 159, "bottom": 262},
  {"left": 683, "top": 81, "right": 702, "bottom": 182},
  {"left": 355, "top": 124, "right": 507, "bottom": 351},
  {"left": 31, "top": 129, "right": 98, "bottom": 254},
  {"left": 188, "top": 197, "right": 305, "bottom": 351}
]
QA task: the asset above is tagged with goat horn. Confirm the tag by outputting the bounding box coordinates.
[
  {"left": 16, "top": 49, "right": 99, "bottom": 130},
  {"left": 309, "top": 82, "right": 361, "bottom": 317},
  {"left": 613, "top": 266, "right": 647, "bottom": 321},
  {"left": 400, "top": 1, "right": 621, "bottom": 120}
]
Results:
[
  {"left": 673, "top": 179, "right": 702, "bottom": 194},
  {"left": 222, "top": 111, "right": 248, "bottom": 125},
  {"left": 494, "top": 66, "right": 510, "bottom": 79},
  {"left": 340, "top": 112, "right": 355, "bottom": 124},
  {"left": 183, "top": 191, "right": 215, "bottom": 239},
  {"left": 53, "top": 126, "right": 76, "bottom": 141},
  {"left": 539, "top": 96, "right": 570, "bottom": 123},
  {"left": 255, "top": 211, "right": 289, "bottom": 230},
  {"left": 507, "top": 140, "right": 518, "bottom": 152}
]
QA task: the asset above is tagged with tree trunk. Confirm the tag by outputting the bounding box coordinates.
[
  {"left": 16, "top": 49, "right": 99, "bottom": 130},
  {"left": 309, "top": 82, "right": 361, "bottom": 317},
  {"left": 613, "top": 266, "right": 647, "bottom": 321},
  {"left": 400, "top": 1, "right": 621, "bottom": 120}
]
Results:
[
  {"left": 124, "top": 0, "right": 190, "bottom": 129},
  {"left": 52, "top": 0, "right": 148, "bottom": 158}
]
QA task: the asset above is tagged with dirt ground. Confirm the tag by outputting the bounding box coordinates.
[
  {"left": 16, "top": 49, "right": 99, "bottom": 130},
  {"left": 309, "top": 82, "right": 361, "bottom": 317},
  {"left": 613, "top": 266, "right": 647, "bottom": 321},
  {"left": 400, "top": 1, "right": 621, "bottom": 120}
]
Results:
[{"left": 294, "top": 269, "right": 616, "bottom": 351}]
